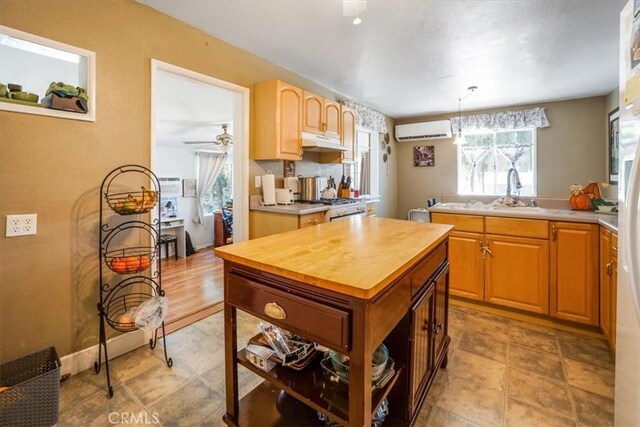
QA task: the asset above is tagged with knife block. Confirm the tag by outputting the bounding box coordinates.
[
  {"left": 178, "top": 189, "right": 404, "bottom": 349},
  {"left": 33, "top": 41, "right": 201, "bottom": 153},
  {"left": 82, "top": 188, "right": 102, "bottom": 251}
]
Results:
[{"left": 339, "top": 189, "right": 351, "bottom": 198}]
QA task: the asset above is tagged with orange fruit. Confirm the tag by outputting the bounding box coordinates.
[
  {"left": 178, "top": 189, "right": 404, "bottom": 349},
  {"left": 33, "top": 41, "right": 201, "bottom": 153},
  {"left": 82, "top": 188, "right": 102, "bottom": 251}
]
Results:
[{"left": 110, "top": 257, "right": 127, "bottom": 273}]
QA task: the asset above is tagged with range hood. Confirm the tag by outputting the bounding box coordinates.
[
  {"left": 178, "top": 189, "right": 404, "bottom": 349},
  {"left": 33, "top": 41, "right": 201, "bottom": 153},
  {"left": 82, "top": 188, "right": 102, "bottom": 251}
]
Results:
[{"left": 301, "top": 132, "right": 347, "bottom": 152}]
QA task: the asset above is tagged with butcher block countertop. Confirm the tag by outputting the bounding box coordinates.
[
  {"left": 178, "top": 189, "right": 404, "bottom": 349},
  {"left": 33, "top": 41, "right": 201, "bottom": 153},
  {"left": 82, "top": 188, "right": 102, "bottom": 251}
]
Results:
[{"left": 214, "top": 216, "right": 452, "bottom": 299}]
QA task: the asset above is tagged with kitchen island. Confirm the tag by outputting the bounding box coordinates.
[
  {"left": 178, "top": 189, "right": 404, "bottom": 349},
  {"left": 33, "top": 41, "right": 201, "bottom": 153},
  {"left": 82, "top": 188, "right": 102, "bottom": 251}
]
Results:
[{"left": 215, "top": 217, "right": 453, "bottom": 426}]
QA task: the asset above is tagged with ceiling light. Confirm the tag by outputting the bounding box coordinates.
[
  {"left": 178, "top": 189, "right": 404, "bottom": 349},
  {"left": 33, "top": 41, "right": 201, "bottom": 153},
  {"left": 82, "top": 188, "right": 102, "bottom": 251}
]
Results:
[
  {"left": 454, "top": 86, "right": 478, "bottom": 145},
  {"left": 344, "top": 0, "right": 367, "bottom": 25},
  {"left": 353, "top": 17, "right": 362, "bottom": 25}
]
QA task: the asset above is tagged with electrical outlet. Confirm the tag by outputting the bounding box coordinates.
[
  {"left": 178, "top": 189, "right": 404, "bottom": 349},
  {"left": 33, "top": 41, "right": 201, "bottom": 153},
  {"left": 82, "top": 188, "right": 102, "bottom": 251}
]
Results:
[
  {"left": 5, "top": 214, "right": 37, "bottom": 237},
  {"left": 255, "top": 176, "right": 262, "bottom": 188}
]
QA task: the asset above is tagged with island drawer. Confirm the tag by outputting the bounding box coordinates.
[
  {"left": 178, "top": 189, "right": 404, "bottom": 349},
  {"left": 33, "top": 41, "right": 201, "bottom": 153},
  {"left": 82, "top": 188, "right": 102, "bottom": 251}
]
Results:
[
  {"left": 411, "top": 241, "right": 447, "bottom": 296},
  {"left": 227, "top": 273, "right": 350, "bottom": 352}
]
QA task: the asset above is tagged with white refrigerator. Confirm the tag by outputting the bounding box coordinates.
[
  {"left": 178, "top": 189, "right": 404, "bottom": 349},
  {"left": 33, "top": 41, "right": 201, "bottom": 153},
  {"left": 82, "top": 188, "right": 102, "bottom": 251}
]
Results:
[{"left": 616, "top": 2, "right": 640, "bottom": 425}]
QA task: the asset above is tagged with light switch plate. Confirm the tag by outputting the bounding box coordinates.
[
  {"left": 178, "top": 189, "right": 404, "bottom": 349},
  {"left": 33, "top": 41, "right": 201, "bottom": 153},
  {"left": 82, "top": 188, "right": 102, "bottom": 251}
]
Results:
[
  {"left": 255, "top": 176, "right": 262, "bottom": 188},
  {"left": 6, "top": 214, "right": 37, "bottom": 237}
]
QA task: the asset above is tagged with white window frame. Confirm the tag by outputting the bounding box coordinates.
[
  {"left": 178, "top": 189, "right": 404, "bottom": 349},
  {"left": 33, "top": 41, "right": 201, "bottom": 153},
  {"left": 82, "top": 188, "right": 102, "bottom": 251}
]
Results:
[{"left": 456, "top": 128, "right": 537, "bottom": 197}]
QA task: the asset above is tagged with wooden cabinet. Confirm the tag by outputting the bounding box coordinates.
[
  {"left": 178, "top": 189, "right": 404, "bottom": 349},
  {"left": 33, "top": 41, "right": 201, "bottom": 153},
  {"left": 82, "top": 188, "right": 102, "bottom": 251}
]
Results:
[
  {"left": 485, "top": 235, "right": 550, "bottom": 314},
  {"left": 601, "top": 229, "right": 618, "bottom": 351},
  {"left": 302, "top": 90, "right": 341, "bottom": 139},
  {"left": 249, "top": 210, "right": 325, "bottom": 239},
  {"left": 447, "top": 231, "right": 485, "bottom": 300},
  {"left": 252, "top": 79, "right": 303, "bottom": 160},
  {"left": 410, "top": 284, "right": 434, "bottom": 413},
  {"left": 341, "top": 105, "right": 356, "bottom": 163},
  {"left": 550, "top": 222, "right": 599, "bottom": 325}
]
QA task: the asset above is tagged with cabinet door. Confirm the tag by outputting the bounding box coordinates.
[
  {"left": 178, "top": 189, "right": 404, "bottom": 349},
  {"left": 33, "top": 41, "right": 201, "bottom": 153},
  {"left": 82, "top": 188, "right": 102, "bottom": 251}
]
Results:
[
  {"left": 410, "top": 284, "right": 434, "bottom": 413},
  {"left": 341, "top": 106, "right": 356, "bottom": 163},
  {"left": 302, "top": 91, "right": 323, "bottom": 134},
  {"left": 433, "top": 265, "right": 450, "bottom": 364},
  {"left": 485, "top": 235, "right": 550, "bottom": 314},
  {"left": 277, "top": 81, "right": 303, "bottom": 159},
  {"left": 448, "top": 231, "right": 484, "bottom": 300},
  {"left": 550, "top": 222, "right": 599, "bottom": 325},
  {"left": 599, "top": 228, "right": 612, "bottom": 341},
  {"left": 324, "top": 101, "right": 341, "bottom": 138}
]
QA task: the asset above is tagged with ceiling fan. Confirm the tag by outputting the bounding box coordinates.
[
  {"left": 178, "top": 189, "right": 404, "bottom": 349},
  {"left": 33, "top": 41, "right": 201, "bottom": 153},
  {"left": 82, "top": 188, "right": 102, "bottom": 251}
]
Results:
[{"left": 182, "top": 124, "right": 233, "bottom": 146}]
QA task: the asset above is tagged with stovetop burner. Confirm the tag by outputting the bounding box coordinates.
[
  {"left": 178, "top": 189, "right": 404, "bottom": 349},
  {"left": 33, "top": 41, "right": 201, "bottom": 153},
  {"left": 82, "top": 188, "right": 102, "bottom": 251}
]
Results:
[{"left": 303, "top": 198, "right": 358, "bottom": 206}]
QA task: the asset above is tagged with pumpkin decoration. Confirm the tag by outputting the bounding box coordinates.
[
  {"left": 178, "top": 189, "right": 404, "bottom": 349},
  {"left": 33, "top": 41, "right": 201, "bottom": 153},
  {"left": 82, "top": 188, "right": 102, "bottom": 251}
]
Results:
[{"left": 569, "top": 182, "right": 601, "bottom": 211}]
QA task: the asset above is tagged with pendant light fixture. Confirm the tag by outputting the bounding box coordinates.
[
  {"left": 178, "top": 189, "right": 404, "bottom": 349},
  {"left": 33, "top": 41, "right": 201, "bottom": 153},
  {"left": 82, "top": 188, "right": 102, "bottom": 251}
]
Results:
[
  {"left": 343, "top": 0, "right": 367, "bottom": 25},
  {"left": 454, "top": 86, "right": 478, "bottom": 145}
]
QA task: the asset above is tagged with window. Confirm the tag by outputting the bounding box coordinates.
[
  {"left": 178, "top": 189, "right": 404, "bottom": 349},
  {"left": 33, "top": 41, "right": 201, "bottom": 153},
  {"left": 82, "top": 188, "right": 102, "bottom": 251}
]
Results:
[
  {"left": 345, "top": 129, "right": 378, "bottom": 196},
  {"left": 457, "top": 129, "right": 536, "bottom": 196},
  {"left": 201, "top": 155, "right": 233, "bottom": 215}
]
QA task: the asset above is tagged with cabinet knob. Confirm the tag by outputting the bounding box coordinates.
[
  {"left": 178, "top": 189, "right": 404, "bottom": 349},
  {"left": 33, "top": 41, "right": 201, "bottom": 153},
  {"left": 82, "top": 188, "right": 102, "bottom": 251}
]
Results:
[
  {"left": 308, "top": 219, "right": 319, "bottom": 224},
  {"left": 422, "top": 320, "right": 430, "bottom": 331},
  {"left": 606, "top": 262, "right": 613, "bottom": 277}
]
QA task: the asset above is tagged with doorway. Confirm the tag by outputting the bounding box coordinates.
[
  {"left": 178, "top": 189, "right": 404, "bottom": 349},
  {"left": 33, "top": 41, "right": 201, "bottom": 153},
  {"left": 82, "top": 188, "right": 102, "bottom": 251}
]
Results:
[{"left": 150, "top": 59, "right": 249, "bottom": 326}]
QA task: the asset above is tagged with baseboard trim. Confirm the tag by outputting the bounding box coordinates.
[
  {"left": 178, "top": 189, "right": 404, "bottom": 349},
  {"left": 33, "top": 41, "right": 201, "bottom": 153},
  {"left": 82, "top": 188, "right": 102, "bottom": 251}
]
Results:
[
  {"left": 59, "top": 329, "right": 154, "bottom": 377},
  {"left": 60, "top": 302, "right": 225, "bottom": 377}
]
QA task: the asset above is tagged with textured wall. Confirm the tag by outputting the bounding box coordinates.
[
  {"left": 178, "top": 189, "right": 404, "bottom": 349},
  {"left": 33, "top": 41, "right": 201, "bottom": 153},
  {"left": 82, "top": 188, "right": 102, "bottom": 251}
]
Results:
[
  {"left": 0, "top": 0, "right": 397, "bottom": 360},
  {"left": 394, "top": 96, "right": 608, "bottom": 217}
]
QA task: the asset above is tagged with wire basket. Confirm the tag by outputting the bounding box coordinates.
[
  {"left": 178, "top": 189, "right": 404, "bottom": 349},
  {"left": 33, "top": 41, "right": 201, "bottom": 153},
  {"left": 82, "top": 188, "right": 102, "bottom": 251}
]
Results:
[
  {"left": 106, "top": 188, "right": 158, "bottom": 215},
  {"left": 0, "top": 347, "right": 61, "bottom": 427},
  {"left": 327, "top": 344, "right": 389, "bottom": 383},
  {"left": 104, "top": 247, "right": 156, "bottom": 274},
  {"left": 105, "top": 292, "right": 155, "bottom": 332}
]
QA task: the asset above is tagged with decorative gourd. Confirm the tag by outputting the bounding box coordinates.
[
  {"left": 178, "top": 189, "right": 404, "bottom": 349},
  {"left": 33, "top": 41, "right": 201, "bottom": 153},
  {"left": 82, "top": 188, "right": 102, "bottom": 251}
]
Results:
[
  {"left": 569, "top": 182, "right": 601, "bottom": 211},
  {"left": 569, "top": 193, "right": 591, "bottom": 210}
]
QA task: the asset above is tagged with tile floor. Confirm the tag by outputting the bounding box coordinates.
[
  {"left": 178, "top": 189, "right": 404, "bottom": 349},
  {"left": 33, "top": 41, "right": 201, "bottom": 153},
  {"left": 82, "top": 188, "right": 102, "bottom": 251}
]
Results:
[{"left": 57, "top": 305, "right": 615, "bottom": 426}]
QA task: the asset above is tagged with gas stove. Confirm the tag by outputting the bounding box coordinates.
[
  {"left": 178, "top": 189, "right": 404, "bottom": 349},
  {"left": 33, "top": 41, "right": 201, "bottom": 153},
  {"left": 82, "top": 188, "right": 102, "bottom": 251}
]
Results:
[{"left": 304, "top": 198, "right": 359, "bottom": 206}]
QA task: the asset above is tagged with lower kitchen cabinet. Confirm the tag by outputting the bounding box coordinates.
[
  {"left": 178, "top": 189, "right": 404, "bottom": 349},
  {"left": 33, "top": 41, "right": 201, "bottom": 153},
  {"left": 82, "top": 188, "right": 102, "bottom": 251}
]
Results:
[
  {"left": 485, "top": 234, "right": 550, "bottom": 314},
  {"left": 249, "top": 210, "right": 324, "bottom": 239},
  {"left": 447, "top": 231, "right": 484, "bottom": 300},
  {"left": 550, "top": 222, "right": 599, "bottom": 325},
  {"left": 600, "top": 229, "right": 618, "bottom": 351}
]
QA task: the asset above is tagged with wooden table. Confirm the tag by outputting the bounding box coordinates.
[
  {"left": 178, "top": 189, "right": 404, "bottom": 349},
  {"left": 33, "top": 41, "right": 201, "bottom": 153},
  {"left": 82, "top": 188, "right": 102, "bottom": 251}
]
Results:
[{"left": 215, "top": 217, "right": 452, "bottom": 426}]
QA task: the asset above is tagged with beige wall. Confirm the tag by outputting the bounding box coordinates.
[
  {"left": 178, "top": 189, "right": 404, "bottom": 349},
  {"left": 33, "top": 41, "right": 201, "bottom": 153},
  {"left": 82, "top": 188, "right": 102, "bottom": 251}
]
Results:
[
  {"left": 395, "top": 96, "right": 608, "bottom": 217},
  {"left": 0, "top": 0, "right": 397, "bottom": 361},
  {"left": 604, "top": 88, "right": 620, "bottom": 200}
]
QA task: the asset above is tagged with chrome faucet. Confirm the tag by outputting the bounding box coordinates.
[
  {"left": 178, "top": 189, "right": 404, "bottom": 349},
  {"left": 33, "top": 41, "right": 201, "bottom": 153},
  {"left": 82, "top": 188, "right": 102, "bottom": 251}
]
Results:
[{"left": 506, "top": 167, "right": 523, "bottom": 201}]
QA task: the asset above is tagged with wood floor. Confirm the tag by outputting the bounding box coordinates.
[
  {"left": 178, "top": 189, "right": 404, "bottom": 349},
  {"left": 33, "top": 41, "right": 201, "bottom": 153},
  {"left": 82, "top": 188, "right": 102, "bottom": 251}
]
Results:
[{"left": 160, "top": 248, "right": 224, "bottom": 324}]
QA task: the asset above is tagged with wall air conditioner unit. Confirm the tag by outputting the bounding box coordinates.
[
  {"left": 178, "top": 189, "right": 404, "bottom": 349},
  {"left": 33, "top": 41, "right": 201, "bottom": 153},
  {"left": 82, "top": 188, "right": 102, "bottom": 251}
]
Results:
[{"left": 395, "top": 120, "right": 452, "bottom": 141}]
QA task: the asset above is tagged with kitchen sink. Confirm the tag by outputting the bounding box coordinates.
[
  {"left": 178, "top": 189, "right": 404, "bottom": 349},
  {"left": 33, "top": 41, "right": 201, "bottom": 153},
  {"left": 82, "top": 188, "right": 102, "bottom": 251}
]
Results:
[{"left": 490, "top": 206, "right": 547, "bottom": 212}]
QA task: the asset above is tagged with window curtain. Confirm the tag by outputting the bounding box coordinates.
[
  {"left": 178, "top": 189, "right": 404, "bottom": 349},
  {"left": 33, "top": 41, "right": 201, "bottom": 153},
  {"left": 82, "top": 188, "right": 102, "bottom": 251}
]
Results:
[
  {"left": 450, "top": 107, "right": 550, "bottom": 132},
  {"left": 340, "top": 99, "right": 388, "bottom": 134},
  {"left": 193, "top": 152, "right": 228, "bottom": 224},
  {"left": 359, "top": 151, "right": 371, "bottom": 195}
]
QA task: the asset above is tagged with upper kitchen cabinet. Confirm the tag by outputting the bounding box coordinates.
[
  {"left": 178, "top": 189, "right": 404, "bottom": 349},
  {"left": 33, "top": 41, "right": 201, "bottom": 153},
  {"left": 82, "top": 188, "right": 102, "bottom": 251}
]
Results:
[
  {"left": 0, "top": 25, "right": 96, "bottom": 122},
  {"left": 341, "top": 105, "right": 356, "bottom": 163},
  {"left": 252, "top": 79, "right": 303, "bottom": 161},
  {"left": 302, "top": 90, "right": 340, "bottom": 139},
  {"left": 550, "top": 222, "right": 599, "bottom": 325}
]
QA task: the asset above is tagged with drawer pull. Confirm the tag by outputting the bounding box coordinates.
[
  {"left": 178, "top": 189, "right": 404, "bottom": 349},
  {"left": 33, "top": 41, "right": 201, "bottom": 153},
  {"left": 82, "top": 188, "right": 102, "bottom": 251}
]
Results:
[{"left": 264, "top": 302, "right": 287, "bottom": 320}]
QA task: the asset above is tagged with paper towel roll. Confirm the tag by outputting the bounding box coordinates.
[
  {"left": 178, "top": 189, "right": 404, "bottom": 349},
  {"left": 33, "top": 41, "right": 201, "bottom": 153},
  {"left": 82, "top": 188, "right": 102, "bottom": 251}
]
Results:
[{"left": 261, "top": 173, "right": 276, "bottom": 205}]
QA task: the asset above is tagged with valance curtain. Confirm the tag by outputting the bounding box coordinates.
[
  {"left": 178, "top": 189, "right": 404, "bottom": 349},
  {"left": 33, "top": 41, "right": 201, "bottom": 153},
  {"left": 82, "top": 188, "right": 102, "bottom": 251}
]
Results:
[
  {"left": 340, "top": 99, "right": 388, "bottom": 134},
  {"left": 193, "top": 152, "right": 228, "bottom": 224},
  {"left": 450, "top": 107, "right": 550, "bottom": 132}
]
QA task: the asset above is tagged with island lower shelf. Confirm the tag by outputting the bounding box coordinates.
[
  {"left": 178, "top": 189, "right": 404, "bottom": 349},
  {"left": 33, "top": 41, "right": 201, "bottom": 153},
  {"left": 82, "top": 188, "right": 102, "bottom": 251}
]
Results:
[{"left": 237, "top": 346, "right": 403, "bottom": 425}]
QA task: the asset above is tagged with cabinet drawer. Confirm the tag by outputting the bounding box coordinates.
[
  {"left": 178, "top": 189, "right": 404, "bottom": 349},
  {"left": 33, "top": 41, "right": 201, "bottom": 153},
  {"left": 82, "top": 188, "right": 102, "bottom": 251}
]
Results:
[
  {"left": 485, "top": 216, "right": 548, "bottom": 239},
  {"left": 411, "top": 242, "right": 447, "bottom": 296},
  {"left": 431, "top": 213, "right": 484, "bottom": 233},
  {"left": 227, "top": 273, "right": 350, "bottom": 351},
  {"left": 298, "top": 212, "right": 325, "bottom": 228}
]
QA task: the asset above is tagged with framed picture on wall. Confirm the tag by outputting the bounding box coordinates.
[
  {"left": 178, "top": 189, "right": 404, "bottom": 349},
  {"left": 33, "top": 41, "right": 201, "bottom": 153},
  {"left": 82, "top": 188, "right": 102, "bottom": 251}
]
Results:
[
  {"left": 182, "top": 178, "right": 197, "bottom": 197},
  {"left": 414, "top": 146, "right": 435, "bottom": 167},
  {"left": 609, "top": 107, "right": 620, "bottom": 184}
]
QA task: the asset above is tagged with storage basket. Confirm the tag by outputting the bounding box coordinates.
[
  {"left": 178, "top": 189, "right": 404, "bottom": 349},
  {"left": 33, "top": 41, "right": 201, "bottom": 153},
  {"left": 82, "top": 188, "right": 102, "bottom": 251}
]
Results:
[{"left": 0, "top": 347, "right": 61, "bottom": 427}]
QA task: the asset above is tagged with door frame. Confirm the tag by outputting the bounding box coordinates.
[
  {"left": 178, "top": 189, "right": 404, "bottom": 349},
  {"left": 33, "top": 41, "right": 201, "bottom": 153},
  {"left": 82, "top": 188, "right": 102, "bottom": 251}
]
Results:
[{"left": 150, "top": 59, "right": 250, "bottom": 243}]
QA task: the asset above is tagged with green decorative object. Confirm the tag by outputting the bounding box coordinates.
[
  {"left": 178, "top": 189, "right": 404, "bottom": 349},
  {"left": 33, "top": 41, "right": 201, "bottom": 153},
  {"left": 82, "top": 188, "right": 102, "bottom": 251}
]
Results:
[{"left": 45, "top": 81, "right": 89, "bottom": 101}]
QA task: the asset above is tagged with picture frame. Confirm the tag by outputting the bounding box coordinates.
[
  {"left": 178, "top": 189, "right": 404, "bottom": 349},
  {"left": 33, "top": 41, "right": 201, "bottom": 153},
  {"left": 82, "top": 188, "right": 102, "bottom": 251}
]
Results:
[
  {"left": 609, "top": 107, "right": 620, "bottom": 185},
  {"left": 284, "top": 160, "right": 296, "bottom": 177},
  {"left": 182, "top": 178, "right": 197, "bottom": 197},
  {"left": 414, "top": 146, "right": 435, "bottom": 167}
]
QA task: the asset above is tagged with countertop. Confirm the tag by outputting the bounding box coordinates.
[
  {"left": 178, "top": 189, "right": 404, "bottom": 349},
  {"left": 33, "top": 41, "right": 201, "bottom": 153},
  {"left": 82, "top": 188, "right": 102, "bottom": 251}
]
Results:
[
  {"left": 249, "top": 203, "right": 330, "bottom": 215},
  {"left": 429, "top": 203, "right": 618, "bottom": 233},
  {"left": 214, "top": 216, "right": 452, "bottom": 299}
]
